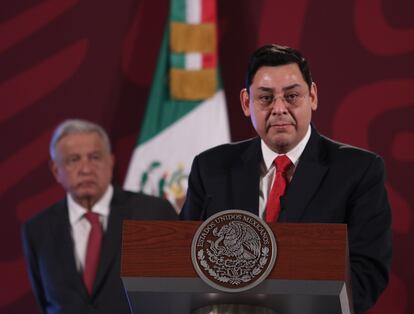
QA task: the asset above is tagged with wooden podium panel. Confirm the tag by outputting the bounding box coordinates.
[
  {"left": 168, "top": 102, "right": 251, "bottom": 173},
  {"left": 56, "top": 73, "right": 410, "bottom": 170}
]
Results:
[{"left": 121, "top": 221, "right": 353, "bottom": 314}]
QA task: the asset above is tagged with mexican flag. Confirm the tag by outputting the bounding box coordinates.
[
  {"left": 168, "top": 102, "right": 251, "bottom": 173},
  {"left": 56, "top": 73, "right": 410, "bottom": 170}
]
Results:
[{"left": 123, "top": 0, "right": 230, "bottom": 211}]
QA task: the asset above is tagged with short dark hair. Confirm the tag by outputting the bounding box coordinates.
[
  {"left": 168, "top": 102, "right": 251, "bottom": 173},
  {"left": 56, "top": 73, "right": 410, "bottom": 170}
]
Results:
[{"left": 245, "top": 44, "right": 313, "bottom": 91}]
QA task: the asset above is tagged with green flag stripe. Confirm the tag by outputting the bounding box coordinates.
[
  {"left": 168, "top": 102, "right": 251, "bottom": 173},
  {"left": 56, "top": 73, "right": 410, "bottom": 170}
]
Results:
[
  {"left": 170, "top": 0, "right": 186, "bottom": 22},
  {"left": 170, "top": 52, "right": 185, "bottom": 68}
]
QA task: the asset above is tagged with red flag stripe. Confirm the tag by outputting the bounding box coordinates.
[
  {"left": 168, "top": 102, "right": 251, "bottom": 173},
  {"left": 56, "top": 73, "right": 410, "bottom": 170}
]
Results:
[
  {"left": 201, "top": 0, "right": 216, "bottom": 23},
  {"left": 202, "top": 53, "right": 217, "bottom": 68}
]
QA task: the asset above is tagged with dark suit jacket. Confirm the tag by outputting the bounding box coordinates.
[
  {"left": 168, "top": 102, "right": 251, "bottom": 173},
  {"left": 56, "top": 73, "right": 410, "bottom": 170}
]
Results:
[
  {"left": 22, "top": 186, "right": 177, "bottom": 314},
  {"left": 180, "top": 127, "right": 392, "bottom": 314}
]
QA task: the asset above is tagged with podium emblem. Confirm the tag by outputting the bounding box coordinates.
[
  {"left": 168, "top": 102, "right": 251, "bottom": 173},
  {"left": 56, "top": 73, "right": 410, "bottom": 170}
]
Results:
[{"left": 191, "top": 210, "right": 277, "bottom": 292}]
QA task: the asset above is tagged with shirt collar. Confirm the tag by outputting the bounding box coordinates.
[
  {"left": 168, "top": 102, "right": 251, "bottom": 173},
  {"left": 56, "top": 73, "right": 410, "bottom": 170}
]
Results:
[
  {"left": 261, "top": 125, "right": 312, "bottom": 172},
  {"left": 68, "top": 184, "right": 113, "bottom": 224}
]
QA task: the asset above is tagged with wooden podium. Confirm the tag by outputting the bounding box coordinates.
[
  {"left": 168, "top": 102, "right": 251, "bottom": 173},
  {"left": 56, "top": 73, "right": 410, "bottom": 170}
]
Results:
[{"left": 121, "top": 221, "right": 353, "bottom": 314}]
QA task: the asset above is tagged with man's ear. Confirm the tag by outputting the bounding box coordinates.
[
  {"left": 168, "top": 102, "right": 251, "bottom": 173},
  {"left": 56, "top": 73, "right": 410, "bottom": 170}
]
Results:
[
  {"left": 310, "top": 82, "right": 318, "bottom": 111},
  {"left": 240, "top": 88, "right": 251, "bottom": 117}
]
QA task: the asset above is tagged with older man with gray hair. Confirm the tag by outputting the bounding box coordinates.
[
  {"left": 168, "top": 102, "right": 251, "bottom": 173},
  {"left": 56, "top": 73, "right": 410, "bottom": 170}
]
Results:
[{"left": 22, "top": 119, "right": 177, "bottom": 314}]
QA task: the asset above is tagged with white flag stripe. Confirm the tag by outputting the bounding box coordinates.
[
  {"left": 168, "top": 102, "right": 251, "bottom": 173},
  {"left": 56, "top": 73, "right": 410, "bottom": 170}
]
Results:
[
  {"left": 185, "top": 53, "right": 202, "bottom": 69},
  {"left": 186, "top": 0, "right": 201, "bottom": 23},
  {"left": 124, "top": 90, "right": 229, "bottom": 198}
]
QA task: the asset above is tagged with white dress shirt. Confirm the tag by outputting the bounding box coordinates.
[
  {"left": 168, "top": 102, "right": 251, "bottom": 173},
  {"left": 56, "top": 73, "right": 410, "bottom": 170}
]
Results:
[
  {"left": 258, "top": 126, "right": 311, "bottom": 219},
  {"left": 67, "top": 185, "right": 113, "bottom": 271}
]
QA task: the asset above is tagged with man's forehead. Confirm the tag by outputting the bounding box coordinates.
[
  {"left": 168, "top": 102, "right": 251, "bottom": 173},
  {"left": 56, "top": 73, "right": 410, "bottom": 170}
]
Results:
[{"left": 250, "top": 64, "right": 305, "bottom": 89}]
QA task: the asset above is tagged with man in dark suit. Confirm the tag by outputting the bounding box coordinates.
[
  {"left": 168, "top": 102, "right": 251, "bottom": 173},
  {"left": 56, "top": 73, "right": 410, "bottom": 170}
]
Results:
[
  {"left": 22, "top": 119, "right": 177, "bottom": 314},
  {"left": 180, "top": 45, "right": 392, "bottom": 313}
]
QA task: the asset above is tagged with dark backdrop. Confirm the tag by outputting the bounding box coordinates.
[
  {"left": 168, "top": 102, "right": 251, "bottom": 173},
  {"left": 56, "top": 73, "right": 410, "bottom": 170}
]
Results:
[{"left": 1, "top": 0, "right": 413, "bottom": 313}]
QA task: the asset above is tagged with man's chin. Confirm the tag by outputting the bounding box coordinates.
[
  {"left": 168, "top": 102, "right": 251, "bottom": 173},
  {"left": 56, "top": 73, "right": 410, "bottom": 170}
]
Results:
[
  {"left": 266, "top": 136, "right": 292, "bottom": 153},
  {"left": 76, "top": 184, "right": 97, "bottom": 193},
  {"left": 73, "top": 192, "right": 100, "bottom": 208},
  {"left": 75, "top": 188, "right": 99, "bottom": 200}
]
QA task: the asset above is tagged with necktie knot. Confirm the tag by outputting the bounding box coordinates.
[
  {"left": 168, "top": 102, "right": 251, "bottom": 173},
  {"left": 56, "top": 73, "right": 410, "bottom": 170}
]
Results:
[
  {"left": 84, "top": 211, "right": 100, "bottom": 225},
  {"left": 275, "top": 155, "right": 292, "bottom": 174}
]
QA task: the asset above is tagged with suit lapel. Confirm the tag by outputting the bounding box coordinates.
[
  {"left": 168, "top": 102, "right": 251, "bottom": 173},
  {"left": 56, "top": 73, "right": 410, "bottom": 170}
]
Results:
[
  {"left": 92, "top": 188, "right": 125, "bottom": 296},
  {"left": 281, "top": 128, "right": 328, "bottom": 222},
  {"left": 51, "top": 201, "right": 89, "bottom": 299},
  {"left": 230, "top": 138, "right": 262, "bottom": 215}
]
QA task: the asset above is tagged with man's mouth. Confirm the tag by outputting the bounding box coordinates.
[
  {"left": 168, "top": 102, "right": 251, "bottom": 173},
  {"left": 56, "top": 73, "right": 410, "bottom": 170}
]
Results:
[
  {"left": 78, "top": 181, "right": 96, "bottom": 188},
  {"left": 268, "top": 121, "right": 294, "bottom": 130}
]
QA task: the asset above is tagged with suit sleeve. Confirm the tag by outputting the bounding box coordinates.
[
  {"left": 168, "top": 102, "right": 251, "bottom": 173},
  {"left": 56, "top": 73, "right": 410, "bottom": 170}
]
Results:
[
  {"left": 347, "top": 155, "right": 392, "bottom": 313},
  {"left": 180, "top": 155, "right": 207, "bottom": 220},
  {"left": 21, "top": 222, "right": 47, "bottom": 314}
]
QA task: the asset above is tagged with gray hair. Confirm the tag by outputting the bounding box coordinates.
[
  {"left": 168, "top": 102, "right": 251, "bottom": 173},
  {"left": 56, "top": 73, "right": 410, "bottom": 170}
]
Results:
[{"left": 49, "top": 119, "right": 111, "bottom": 160}]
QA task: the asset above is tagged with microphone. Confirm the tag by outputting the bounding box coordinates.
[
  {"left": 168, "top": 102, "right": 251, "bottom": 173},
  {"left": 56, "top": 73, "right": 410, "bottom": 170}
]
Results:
[
  {"left": 280, "top": 196, "right": 286, "bottom": 211},
  {"left": 199, "top": 195, "right": 212, "bottom": 221},
  {"left": 278, "top": 196, "right": 287, "bottom": 221}
]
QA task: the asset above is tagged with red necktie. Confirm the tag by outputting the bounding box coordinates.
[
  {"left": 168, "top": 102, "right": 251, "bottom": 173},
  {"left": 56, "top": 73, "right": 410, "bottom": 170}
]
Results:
[
  {"left": 83, "top": 212, "right": 102, "bottom": 295},
  {"left": 265, "top": 155, "right": 293, "bottom": 223}
]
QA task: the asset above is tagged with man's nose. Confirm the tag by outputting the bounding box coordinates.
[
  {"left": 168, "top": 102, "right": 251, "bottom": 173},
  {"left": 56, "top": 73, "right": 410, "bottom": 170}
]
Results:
[
  {"left": 78, "top": 158, "right": 93, "bottom": 173},
  {"left": 271, "top": 96, "right": 288, "bottom": 114}
]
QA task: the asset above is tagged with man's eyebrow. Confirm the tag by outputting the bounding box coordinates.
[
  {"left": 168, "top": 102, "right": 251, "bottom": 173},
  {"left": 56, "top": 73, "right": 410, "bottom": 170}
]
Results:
[
  {"left": 256, "top": 87, "right": 274, "bottom": 92},
  {"left": 282, "top": 83, "right": 301, "bottom": 91},
  {"left": 256, "top": 83, "right": 302, "bottom": 93}
]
